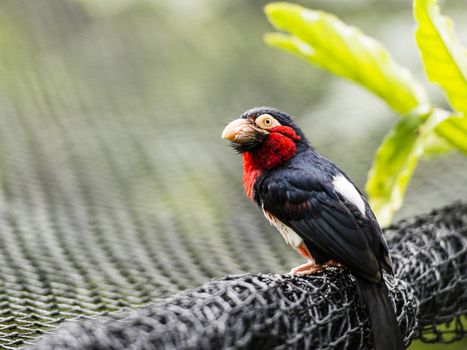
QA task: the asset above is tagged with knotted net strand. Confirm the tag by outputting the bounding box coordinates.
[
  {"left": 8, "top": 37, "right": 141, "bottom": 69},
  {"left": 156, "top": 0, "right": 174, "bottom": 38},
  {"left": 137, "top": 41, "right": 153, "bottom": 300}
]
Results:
[{"left": 27, "top": 202, "right": 467, "bottom": 349}]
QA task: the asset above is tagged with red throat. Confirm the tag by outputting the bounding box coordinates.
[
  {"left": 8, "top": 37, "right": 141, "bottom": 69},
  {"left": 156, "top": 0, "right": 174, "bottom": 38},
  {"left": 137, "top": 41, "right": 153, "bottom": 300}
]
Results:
[{"left": 242, "top": 126, "right": 300, "bottom": 200}]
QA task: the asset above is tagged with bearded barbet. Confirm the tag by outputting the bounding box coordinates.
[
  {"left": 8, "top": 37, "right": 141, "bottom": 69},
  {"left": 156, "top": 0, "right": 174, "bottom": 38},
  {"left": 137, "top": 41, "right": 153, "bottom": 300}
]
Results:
[{"left": 222, "top": 107, "right": 404, "bottom": 350}]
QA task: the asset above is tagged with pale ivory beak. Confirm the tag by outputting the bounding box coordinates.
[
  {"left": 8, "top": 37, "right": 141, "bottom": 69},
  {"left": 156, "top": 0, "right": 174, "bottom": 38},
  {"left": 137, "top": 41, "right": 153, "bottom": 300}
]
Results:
[{"left": 221, "top": 118, "right": 256, "bottom": 142}]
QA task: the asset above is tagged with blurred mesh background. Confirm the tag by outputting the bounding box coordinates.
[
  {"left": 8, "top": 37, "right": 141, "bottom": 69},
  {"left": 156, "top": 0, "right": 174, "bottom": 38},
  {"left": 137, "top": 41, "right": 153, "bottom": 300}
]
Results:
[{"left": 0, "top": 0, "right": 466, "bottom": 348}]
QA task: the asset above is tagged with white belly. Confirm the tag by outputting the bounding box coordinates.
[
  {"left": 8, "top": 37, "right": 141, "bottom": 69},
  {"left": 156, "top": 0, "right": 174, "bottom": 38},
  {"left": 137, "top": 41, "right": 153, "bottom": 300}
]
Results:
[{"left": 262, "top": 209, "right": 303, "bottom": 248}]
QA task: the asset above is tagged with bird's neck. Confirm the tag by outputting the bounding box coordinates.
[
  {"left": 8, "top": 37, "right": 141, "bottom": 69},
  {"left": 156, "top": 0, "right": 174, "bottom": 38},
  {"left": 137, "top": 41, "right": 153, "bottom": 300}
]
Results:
[{"left": 242, "top": 131, "right": 300, "bottom": 200}]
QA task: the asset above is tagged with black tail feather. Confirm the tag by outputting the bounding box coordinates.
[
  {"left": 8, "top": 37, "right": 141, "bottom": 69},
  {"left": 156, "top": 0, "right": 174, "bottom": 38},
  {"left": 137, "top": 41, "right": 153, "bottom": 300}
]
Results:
[{"left": 356, "top": 277, "right": 404, "bottom": 350}]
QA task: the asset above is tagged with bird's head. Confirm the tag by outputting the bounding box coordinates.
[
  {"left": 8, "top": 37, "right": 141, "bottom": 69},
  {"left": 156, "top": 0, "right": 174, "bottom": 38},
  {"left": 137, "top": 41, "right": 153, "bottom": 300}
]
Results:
[
  {"left": 222, "top": 107, "right": 309, "bottom": 199},
  {"left": 222, "top": 107, "right": 308, "bottom": 199},
  {"left": 222, "top": 107, "right": 307, "bottom": 154}
]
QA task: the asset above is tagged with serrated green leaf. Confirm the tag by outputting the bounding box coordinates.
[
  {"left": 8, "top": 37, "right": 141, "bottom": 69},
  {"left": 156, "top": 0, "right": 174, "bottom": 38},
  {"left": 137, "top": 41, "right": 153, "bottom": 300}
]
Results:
[
  {"left": 366, "top": 108, "right": 451, "bottom": 227},
  {"left": 264, "top": 2, "right": 428, "bottom": 116}
]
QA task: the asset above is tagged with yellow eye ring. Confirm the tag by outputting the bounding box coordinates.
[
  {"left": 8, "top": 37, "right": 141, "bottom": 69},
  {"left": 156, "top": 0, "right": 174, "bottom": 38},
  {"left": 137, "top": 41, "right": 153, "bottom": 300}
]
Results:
[{"left": 255, "top": 114, "right": 280, "bottom": 129}]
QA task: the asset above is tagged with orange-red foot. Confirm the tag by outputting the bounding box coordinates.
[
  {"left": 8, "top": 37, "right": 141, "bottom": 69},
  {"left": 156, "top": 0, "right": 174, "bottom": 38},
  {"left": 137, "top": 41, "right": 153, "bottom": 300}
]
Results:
[
  {"left": 289, "top": 260, "right": 323, "bottom": 276},
  {"left": 289, "top": 260, "right": 341, "bottom": 276}
]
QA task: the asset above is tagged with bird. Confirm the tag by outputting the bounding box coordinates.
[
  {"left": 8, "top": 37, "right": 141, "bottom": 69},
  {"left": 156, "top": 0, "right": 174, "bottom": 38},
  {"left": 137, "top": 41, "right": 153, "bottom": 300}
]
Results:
[{"left": 221, "top": 107, "right": 404, "bottom": 350}]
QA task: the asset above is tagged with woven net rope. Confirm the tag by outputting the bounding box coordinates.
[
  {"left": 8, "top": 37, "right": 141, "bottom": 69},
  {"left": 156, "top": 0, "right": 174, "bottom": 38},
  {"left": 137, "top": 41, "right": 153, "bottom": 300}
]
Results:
[{"left": 25, "top": 203, "right": 467, "bottom": 349}]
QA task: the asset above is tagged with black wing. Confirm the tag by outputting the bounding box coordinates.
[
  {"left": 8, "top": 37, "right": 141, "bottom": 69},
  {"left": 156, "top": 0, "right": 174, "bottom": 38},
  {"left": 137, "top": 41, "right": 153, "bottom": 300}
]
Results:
[{"left": 257, "top": 167, "right": 387, "bottom": 283}]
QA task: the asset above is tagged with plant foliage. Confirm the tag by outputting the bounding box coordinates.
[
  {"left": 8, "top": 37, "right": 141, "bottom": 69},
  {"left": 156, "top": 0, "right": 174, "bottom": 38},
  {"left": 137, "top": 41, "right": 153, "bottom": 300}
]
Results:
[
  {"left": 264, "top": 3, "right": 428, "bottom": 115},
  {"left": 265, "top": 0, "right": 467, "bottom": 226}
]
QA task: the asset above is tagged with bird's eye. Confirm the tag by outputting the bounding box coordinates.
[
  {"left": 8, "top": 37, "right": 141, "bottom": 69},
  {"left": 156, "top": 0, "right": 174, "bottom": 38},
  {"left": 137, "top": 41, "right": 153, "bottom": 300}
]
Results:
[{"left": 255, "top": 114, "right": 280, "bottom": 129}]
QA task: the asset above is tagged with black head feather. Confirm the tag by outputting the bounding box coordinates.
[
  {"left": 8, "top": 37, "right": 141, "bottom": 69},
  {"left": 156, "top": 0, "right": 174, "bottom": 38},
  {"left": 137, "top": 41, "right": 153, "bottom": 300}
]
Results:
[
  {"left": 239, "top": 106, "right": 309, "bottom": 147},
  {"left": 230, "top": 132, "right": 267, "bottom": 153},
  {"left": 240, "top": 107, "right": 306, "bottom": 139}
]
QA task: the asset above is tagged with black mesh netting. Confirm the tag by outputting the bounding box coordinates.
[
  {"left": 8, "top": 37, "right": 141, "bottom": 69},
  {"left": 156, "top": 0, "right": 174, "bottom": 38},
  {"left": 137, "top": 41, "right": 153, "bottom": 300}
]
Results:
[{"left": 22, "top": 203, "right": 467, "bottom": 349}]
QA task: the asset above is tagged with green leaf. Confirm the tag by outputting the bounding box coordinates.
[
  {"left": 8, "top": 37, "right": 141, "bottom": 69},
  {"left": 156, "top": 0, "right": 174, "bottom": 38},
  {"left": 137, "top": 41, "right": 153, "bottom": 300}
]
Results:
[
  {"left": 422, "top": 130, "right": 454, "bottom": 157},
  {"left": 435, "top": 115, "right": 467, "bottom": 154},
  {"left": 414, "top": 0, "right": 467, "bottom": 153},
  {"left": 264, "top": 2, "right": 428, "bottom": 115},
  {"left": 365, "top": 108, "right": 451, "bottom": 227},
  {"left": 414, "top": 0, "right": 467, "bottom": 113}
]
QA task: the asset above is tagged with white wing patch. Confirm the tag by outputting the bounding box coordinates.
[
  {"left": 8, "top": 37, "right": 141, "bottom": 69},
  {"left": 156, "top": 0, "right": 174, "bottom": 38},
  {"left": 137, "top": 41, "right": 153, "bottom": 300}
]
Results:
[
  {"left": 332, "top": 174, "right": 366, "bottom": 216},
  {"left": 262, "top": 209, "right": 303, "bottom": 248}
]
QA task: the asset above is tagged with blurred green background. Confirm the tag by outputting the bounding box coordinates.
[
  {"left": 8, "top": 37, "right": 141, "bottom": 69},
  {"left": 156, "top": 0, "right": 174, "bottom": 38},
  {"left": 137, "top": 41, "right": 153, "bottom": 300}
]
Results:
[
  {"left": 3, "top": 0, "right": 464, "bottom": 221},
  {"left": 0, "top": 0, "right": 465, "bottom": 348},
  {"left": 1, "top": 0, "right": 467, "bottom": 225}
]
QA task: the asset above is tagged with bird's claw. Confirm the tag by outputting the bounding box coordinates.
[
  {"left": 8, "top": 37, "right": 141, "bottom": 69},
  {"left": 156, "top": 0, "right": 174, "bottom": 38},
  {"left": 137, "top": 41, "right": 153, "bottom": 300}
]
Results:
[
  {"left": 289, "top": 260, "right": 341, "bottom": 276},
  {"left": 289, "top": 261, "right": 322, "bottom": 275}
]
